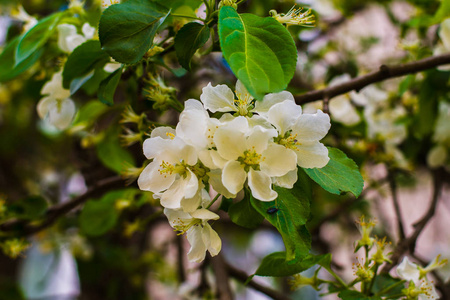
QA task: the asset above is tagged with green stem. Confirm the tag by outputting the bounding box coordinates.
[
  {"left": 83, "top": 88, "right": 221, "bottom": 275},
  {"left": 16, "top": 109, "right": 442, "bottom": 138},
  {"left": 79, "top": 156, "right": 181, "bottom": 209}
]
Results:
[
  {"left": 326, "top": 268, "right": 348, "bottom": 289},
  {"left": 170, "top": 13, "right": 205, "bottom": 22},
  {"left": 206, "top": 193, "right": 221, "bottom": 209},
  {"left": 367, "top": 264, "right": 379, "bottom": 295},
  {"left": 236, "top": 0, "right": 247, "bottom": 5},
  {"left": 384, "top": 293, "right": 405, "bottom": 299}
]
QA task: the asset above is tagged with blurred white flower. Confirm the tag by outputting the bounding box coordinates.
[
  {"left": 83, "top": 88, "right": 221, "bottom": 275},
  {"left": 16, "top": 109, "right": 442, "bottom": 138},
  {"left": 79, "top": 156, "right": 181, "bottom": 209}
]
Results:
[
  {"left": 101, "top": 0, "right": 120, "bottom": 10},
  {"left": 37, "top": 71, "right": 75, "bottom": 130},
  {"left": 10, "top": 5, "right": 37, "bottom": 32},
  {"left": 57, "top": 23, "right": 95, "bottom": 53}
]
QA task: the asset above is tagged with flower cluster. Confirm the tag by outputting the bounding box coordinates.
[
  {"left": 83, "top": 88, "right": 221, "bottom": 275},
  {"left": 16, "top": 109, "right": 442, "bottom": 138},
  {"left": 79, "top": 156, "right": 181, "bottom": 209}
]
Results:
[{"left": 138, "top": 80, "right": 331, "bottom": 262}]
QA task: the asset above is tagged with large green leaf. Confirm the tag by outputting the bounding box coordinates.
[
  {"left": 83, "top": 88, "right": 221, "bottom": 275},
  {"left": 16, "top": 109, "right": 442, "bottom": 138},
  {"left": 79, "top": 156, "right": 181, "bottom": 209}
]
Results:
[
  {"left": 255, "top": 251, "right": 331, "bottom": 277},
  {"left": 250, "top": 170, "right": 312, "bottom": 262},
  {"left": 218, "top": 6, "right": 297, "bottom": 99},
  {"left": 99, "top": 0, "right": 170, "bottom": 64},
  {"left": 304, "top": 147, "right": 364, "bottom": 197},
  {"left": 16, "top": 12, "right": 64, "bottom": 65},
  {"left": 0, "top": 36, "right": 43, "bottom": 82},
  {"left": 62, "top": 40, "right": 111, "bottom": 90},
  {"left": 97, "top": 66, "right": 123, "bottom": 106},
  {"left": 175, "top": 22, "right": 210, "bottom": 70},
  {"left": 228, "top": 190, "right": 264, "bottom": 229}
]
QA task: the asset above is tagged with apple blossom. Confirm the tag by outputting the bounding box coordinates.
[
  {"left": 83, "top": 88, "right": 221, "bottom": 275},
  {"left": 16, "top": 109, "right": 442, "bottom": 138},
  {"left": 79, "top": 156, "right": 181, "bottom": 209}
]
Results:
[{"left": 57, "top": 23, "right": 95, "bottom": 53}]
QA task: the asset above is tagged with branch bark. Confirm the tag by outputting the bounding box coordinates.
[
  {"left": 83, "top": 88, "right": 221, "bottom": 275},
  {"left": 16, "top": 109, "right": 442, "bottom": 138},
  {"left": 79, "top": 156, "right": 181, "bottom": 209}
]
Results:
[
  {"left": 0, "top": 176, "right": 126, "bottom": 236},
  {"left": 295, "top": 53, "right": 450, "bottom": 104}
]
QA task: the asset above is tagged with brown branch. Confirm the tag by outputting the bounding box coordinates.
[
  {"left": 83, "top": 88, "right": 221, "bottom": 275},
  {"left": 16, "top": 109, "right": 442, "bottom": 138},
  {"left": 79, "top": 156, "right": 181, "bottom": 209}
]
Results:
[
  {"left": 295, "top": 53, "right": 450, "bottom": 104},
  {"left": 210, "top": 253, "right": 234, "bottom": 300},
  {"left": 225, "top": 260, "right": 291, "bottom": 300},
  {"left": 0, "top": 176, "right": 126, "bottom": 236},
  {"left": 388, "top": 169, "right": 405, "bottom": 240},
  {"left": 381, "top": 169, "right": 444, "bottom": 273}
]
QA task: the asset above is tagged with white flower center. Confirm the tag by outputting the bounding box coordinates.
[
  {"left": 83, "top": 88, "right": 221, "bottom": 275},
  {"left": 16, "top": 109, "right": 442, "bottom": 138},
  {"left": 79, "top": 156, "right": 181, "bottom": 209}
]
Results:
[
  {"left": 238, "top": 147, "right": 264, "bottom": 171},
  {"left": 234, "top": 91, "right": 253, "bottom": 116}
]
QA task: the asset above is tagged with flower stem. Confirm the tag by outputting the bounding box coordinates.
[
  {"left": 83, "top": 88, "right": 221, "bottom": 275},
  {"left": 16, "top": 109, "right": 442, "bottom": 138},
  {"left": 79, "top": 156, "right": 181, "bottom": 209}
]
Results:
[
  {"left": 206, "top": 193, "right": 221, "bottom": 209},
  {"left": 326, "top": 267, "right": 348, "bottom": 289},
  {"left": 170, "top": 14, "right": 205, "bottom": 22}
]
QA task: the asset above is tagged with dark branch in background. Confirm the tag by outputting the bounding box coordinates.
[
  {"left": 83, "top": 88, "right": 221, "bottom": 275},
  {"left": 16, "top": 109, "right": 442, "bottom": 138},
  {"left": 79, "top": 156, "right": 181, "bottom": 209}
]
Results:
[
  {"left": 295, "top": 53, "right": 450, "bottom": 104},
  {"left": 382, "top": 168, "right": 444, "bottom": 274},
  {"left": 0, "top": 176, "right": 125, "bottom": 236},
  {"left": 388, "top": 169, "right": 405, "bottom": 240},
  {"left": 210, "top": 254, "right": 234, "bottom": 300},
  {"left": 225, "top": 260, "right": 291, "bottom": 300}
]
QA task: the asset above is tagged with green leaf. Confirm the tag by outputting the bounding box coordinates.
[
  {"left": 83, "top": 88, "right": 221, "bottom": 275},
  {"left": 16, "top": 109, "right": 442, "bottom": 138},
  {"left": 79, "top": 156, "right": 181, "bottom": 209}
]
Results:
[
  {"left": 98, "top": 66, "right": 123, "bottom": 105},
  {"left": 433, "top": 0, "right": 450, "bottom": 23},
  {"left": 304, "top": 147, "right": 364, "bottom": 198},
  {"left": 62, "top": 40, "right": 110, "bottom": 90},
  {"left": 175, "top": 22, "right": 210, "bottom": 70},
  {"left": 0, "top": 36, "right": 43, "bottom": 82},
  {"left": 218, "top": 6, "right": 297, "bottom": 99},
  {"left": 96, "top": 127, "right": 135, "bottom": 174},
  {"left": 255, "top": 251, "right": 331, "bottom": 277},
  {"left": 80, "top": 192, "right": 119, "bottom": 236},
  {"left": 228, "top": 190, "right": 264, "bottom": 229},
  {"left": 250, "top": 170, "right": 312, "bottom": 262},
  {"left": 9, "top": 196, "right": 48, "bottom": 220},
  {"left": 338, "top": 290, "right": 382, "bottom": 300},
  {"left": 372, "top": 274, "right": 404, "bottom": 298},
  {"left": 99, "top": 0, "right": 170, "bottom": 64},
  {"left": 16, "top": 12, "right": 64, "bottom": 65},
  {"left": 70, "top": 70, "right": 95, "bottom": 95}
]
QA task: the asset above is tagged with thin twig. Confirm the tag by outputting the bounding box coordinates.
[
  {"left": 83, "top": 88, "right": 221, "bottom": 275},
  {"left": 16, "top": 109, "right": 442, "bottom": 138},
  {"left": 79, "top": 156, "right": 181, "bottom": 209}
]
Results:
[
  {"left": 295, "top": 53, "right": 450, "bottom": 104},
  {"left": 0, "top": 176, "right": 125, "bottom": 236},
  {"left": 381, "top": 169, "right": 444, "bottom": 273},
  {"left": 225, "top": 260, "right": 291, "bottom": 300},
  {"left": 388, "top": 169, "right": 405, "bottom": 240}
]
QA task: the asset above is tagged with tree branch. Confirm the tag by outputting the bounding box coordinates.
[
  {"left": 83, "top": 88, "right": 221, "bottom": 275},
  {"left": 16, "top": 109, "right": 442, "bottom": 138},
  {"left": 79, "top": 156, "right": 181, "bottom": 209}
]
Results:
[
  {"left": 295, "top": 53, "right": 450, "bottom": 104},
  {"left": 388, "top": 169, "right": 405, "bottom": 240},
  {"left": 225, "top": 260, "right": 291, "bottom": 300},
  {"left": 210, "top": 253, "right": 234, "bottom": 300},
  {"left": 381, "top": 168, "right": 444, "bottom": 273},
  {"left": 0, "top": 176, "right": 126, "bottom": 236}
]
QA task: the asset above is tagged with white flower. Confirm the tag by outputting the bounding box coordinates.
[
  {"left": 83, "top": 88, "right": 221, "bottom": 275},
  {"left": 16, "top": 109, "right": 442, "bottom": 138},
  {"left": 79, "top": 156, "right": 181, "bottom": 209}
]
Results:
[
  {"left": 10, "top": 5, "right": 38, "bottom": 32},
  {"left": 37, "top": 71, "right": 75, "bottom": 130},
  {"left": 433, "top": 102, "right": 450, "bottom": 144},
  {"left": 57, "top": 23, "right": 95, "bottom": 53},
  {"left": 214, "top": 118, "right": 297, "bottom": 201},
  {"left": 101, "top": 0, "right": 120, "bottom": 9},
  {"left": 137, "top": 127, "right": 205, "bottom": 211},
  {"left": 397, "top": 256, "right": 421, "bottom": 282},
  {"left": 269, "top": 6, "right": 315, "bottom": 27},
  {"left": 267, "top": 100, "right": 331, "bottom": 169},
  {"left": 434, "top": 18, "right": 450, "bottom": 71},
  {"left": 164, "top": 191, "right": 221, "bottom": 263},
  {"left": 427, "top": 145, "right": 448, "bottom": 168}
]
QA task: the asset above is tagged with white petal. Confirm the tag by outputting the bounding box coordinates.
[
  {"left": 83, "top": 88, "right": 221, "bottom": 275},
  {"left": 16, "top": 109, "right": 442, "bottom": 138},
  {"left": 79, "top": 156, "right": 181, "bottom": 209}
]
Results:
[
  {"left": 180, "top": 195, "right": 202, "bottom": 213},
  {"left": 261, "top": 144, "right": 297, "bottom": 177},
  {"left": 267, "top": 100, "right": 302, "bottom": 134},
  {"left": 202, "top": 224, "right": 221, "bottom": 257},
  {"left": 246, "top": 126, "right": 277, "bottom": 154},
  {"left": 187, "top": 226, "right": 207, "bottom": 263},
  {"left": 396, "top": 257, "right": 420, "bottom": 282},
  {"left": 176, "top": 103, "right": 208, "bottom": 149},
  {"left": 292, "top": 110, "right": 331, "bottom": 141},
  {"left": 137, "top": 160, "right": 176, "bottom": 193},
  {"left": 48, "top": 98, "right": 76, "bottom": 129},
  {"left": 254, "top": 91, "right": 295, "bottom": 116},
  {"left": 200, "top": 82, "right": 235, "bottom": 113},
  {"left": 248, "top": 169, "right": 277, "bottom": 201},
  {"left": 82, "top": 23, "right": 96, "bottom": 40},
  {"left": 65, "top": 34, "right": 86, "bottom": 52},
  {"left": 329, "top": 96, "right": 360, "bottom": 126},
  {"left": 208, "top": 169, "right": 237, "bottom": 199},
  {"left": 160, "top": 169, "right": 198, "bottom": 209},
  {"left": 142, "top": 136, "right": 172, "bottom": 159},
  {"left": 57, "top": 24, "right": 77, "bottom": 53},
  {"left": 235, "top": 80, "right": 253, "bottom": 101},
  {"left": 272, "top": 169, "right": 298, "bottom": 189},
  {"left": 164, "top": 208, "right": 192, "bottom": 228},
  {"left": 214, "top": 126, "right": 246, "bottom": 161},
  {"left": 41, "top": 71, "right": 71, "bottom": 99},
  {"left": 37, "top": 96, "right": 54, "bottom": 119},
  {"left": 150, "top": 126, "right": 176, "bottom": 139},
  {"left": 190, "top": 208, "right": 219, "bottom": 221},
  {"left": 103, "top": 62, "right": 122, "bottom": 73},
  {"left": 222, "top": 161, "right": 247, "bottom": 195},
  {"left": 295, "top": 141, "right": 330, "bottom": 168}
]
